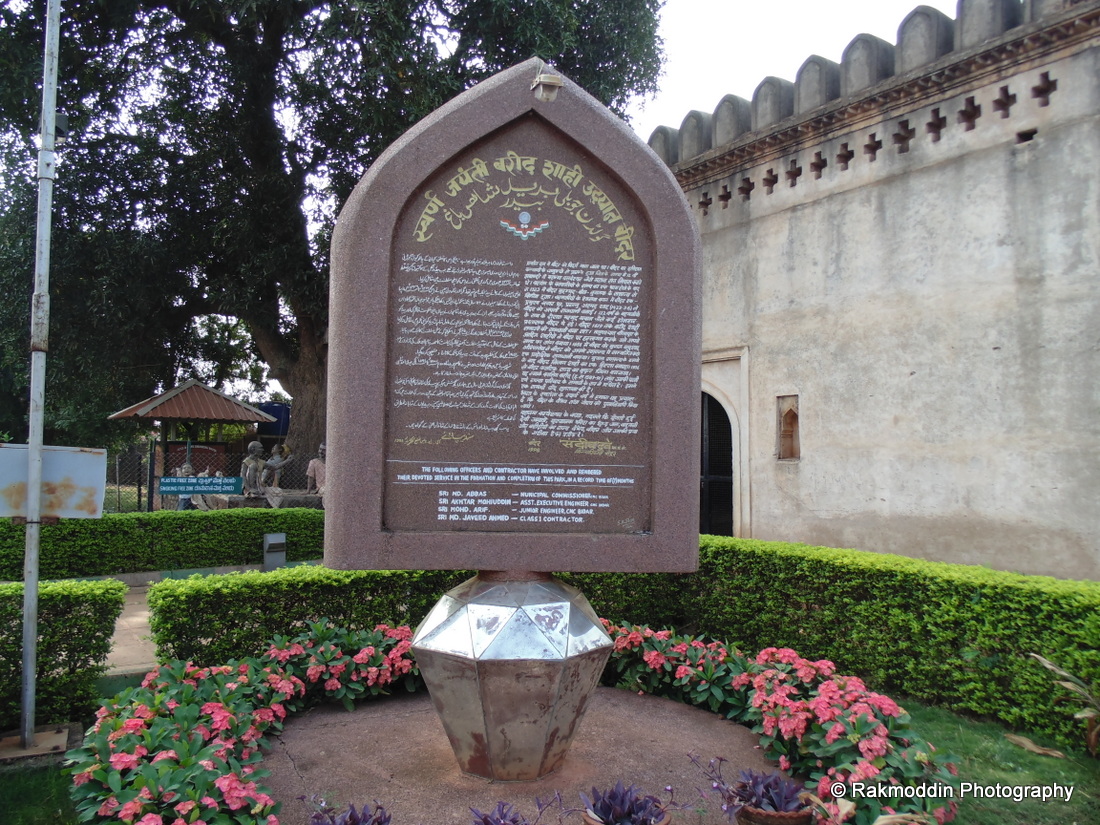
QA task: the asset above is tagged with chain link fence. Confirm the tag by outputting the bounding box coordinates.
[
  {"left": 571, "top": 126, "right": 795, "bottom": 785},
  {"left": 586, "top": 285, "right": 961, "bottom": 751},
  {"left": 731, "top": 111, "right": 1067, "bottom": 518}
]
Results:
[{"left": 104, "top": 442, "right": 314, "bottom": 513}]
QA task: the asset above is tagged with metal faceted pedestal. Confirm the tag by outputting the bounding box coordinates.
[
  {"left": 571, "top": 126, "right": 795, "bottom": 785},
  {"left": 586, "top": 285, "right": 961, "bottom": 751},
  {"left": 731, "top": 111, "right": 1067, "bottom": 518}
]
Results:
[{"left": 411, "top": 571, "right": 613, "bottom": 781}]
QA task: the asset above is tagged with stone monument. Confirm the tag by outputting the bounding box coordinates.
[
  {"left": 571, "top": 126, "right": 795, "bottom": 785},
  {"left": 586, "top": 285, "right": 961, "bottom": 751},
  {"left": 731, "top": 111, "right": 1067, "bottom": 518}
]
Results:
[{"left": 327, "top": 58, "right": 700, "bottom": 780}]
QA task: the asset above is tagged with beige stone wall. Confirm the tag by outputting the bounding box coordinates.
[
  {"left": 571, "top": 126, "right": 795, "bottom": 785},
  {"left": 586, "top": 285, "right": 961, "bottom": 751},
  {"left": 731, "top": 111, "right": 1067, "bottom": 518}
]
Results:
[{"left": 659, "top": 1, "right": 1100, "bottom": 579}]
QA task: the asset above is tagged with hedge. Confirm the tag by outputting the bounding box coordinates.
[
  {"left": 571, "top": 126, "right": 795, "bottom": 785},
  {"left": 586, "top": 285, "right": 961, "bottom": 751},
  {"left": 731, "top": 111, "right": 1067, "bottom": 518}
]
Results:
[
  {"left": 147, "top": 538, "right": 1099, "bottom": 749},
  {"left": 0, "top": 508, "right": 324, "bottom": 581},
  {"left": 146, "top": 566, "right": 688, "bottom": 668},
  {"left": 147, "top": 566, "right": 469, "bottom": 665},
  {"left": 684, "top": 536, "right": 1100, "bottom": 748},
  {"left": 0, "top": 578, "right": 126, "bottom": 732}
]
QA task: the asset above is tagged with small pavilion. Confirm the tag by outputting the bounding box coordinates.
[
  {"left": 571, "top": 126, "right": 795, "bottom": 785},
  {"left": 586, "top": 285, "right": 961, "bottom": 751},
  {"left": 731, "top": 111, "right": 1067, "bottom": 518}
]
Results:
[{"left": 108, "top": 379, "right": 276, "bottom": 509}]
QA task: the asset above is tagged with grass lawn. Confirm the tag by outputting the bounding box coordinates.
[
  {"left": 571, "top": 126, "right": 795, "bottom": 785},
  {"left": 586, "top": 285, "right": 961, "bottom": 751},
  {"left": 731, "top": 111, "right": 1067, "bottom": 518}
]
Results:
[
  {"left": 101, "top": 483, "right": 145, "bottom": 514},
  {"left": 0, "top": 761, "right": 79, "bottom": 825},
  {"left": 1, "top": 697, "right": 1095, "bottom": 825},
  {"left": 904, "top": 701, "right": 1100, "bottom": 825}
]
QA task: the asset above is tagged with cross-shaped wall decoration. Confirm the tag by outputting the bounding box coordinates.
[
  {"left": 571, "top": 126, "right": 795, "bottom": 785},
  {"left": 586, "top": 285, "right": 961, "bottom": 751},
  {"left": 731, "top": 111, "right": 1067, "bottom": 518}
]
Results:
[{"left": 957, "top": 96, "right": 982, "bottom": 131}]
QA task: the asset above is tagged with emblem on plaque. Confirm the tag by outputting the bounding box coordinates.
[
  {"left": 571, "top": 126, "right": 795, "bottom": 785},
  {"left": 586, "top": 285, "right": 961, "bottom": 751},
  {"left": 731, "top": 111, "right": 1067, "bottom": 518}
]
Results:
[{"left": 500, "top": 210, "right": 549, "bottom": 240}]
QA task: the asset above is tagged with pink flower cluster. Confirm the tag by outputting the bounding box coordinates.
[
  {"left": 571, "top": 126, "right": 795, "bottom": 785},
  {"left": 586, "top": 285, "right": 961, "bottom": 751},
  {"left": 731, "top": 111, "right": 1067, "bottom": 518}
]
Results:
[
  {"left": 69, "top": 622, "right": 417, "bottom": 825},
  {"left": 601, "top": 623, "right": 959, "bottom": 825},
  {"left": 214, "top": 771, "right": 275, "bottom": 811},
  {"left": 264, "top": 623, "right": 417, "bottom": 703},
  {"left": 76, "top": 659, "right": 302, "bottom": 823},
  {"left": 603, "top": 620, "right": 728, "bottom": 683},
  {"left": 747, "top": 649, "right": 897, "bottom": 760}
]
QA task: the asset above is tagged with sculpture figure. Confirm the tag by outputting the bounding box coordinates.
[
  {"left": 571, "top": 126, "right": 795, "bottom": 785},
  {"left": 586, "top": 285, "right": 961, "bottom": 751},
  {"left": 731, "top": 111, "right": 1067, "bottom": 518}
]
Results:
[
  {"left": 262, "top": 443, "right": 293, "bottom": 488},
  {"left": 176, "top": 463, "right": 196, "bottom": 511},
  {"left": 306, "top": 443, "right": 326, "bottom": 495},
  {"left": 241, "top": 441, "right": 294, "bottom": 497},
  {"left": 241, "top": 441, "right": 266, "bottom": 496}
]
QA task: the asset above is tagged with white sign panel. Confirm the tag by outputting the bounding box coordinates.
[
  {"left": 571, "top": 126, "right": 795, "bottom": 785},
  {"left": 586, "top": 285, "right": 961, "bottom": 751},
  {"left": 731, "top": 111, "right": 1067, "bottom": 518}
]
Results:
[{"left": 0, "top": 444, "right": 107, "bottom": 519}]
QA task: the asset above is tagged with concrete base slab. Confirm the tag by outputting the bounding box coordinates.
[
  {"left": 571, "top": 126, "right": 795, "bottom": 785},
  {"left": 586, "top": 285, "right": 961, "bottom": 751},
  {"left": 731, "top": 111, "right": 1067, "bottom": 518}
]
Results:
[
  {"left": 263, "top": 688, "right": 776, "bottom": 824},
  {"left": 0, "top": 723, "right": 82, "bottom": 768}
]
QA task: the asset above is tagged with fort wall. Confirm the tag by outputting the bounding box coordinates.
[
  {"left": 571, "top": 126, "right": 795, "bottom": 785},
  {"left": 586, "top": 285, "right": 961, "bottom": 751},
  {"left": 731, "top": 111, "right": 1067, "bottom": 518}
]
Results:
[{"left": 652, "top": 0, "right": 1100, "bottom": 579}]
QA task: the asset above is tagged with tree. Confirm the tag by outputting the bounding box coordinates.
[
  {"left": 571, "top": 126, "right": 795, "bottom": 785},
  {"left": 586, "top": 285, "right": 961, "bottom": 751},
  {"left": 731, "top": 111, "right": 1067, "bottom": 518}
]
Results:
[
  {"left": 0, "top": 118, "right": 267, "bottom": 448},
  {"left": 0, "top": 0, "right": 664, "bottom": 454}
]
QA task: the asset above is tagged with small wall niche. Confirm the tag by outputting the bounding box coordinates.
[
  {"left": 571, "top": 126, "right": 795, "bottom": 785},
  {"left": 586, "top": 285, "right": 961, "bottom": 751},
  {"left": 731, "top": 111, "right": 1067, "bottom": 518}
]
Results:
[{"left": 777, "top": 395, "right": 801, "bottom": 460}]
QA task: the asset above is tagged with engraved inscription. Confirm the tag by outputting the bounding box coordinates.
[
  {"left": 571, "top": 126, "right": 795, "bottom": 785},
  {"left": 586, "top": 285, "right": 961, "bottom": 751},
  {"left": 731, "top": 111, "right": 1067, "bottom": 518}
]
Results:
[
  {"left": 521, "top": 260, "right": 641, "bottom": 439},
  {"left": 413, "top": 150, "right": 637, "bottom": 260},
  {"left": 391, "top": 463, "right": 636, "bottom": 525},
  {"left": 395, "top": 254, "right": 522, "bottom": 433},
  {"left": 436, "top": 489, "right": 614, "bottom": 525},
  {"left": 392, "top": 254, "right": 644, "bottom": 447},
  {"left": 385, "top": 251, "right": 649, "bottom": 532},
  {"left": 385, "top": 126, "right": 653, "bottom": 534}
]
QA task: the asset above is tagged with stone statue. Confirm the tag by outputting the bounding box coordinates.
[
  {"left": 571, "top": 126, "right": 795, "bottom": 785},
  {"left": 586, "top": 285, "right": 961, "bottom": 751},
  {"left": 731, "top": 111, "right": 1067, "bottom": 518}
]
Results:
[
  {"left": 241, "top": 441, "right": 294, "bottom": 497},
  {"left": 241, "top": 441, "right": 266, "bottom": 497},
  {"left": 176, "top": 463, "right": 196, "bottom": 511},
  {"left": 262, "top": 443, "right": 293, "bottom": 488},
  {"left": 306, "top": 443, "right": 326, "bottom": 495}
]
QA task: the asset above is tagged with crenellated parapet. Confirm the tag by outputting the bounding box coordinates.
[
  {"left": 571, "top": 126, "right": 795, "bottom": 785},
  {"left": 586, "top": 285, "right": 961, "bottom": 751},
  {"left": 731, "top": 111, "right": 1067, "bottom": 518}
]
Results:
[
  {"left": 650, "top": 0, "right": 1098, "bottom": 180},
  {"left": 676, "top": 0, "right": 1100, "bottom": 580}
]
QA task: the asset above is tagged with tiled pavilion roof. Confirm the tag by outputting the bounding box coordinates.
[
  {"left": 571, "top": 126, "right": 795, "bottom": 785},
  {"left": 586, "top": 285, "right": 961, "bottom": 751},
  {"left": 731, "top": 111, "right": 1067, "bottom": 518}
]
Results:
[{"left": 107, "top": 379, "right": 276, "bottom": 423}]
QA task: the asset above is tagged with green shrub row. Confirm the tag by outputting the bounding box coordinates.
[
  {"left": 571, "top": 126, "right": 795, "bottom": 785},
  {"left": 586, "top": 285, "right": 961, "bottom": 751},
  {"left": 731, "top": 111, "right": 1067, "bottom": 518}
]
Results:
[
  {"left": 0, "top": 578, "right": 126, "bottom": 732},
  {"left": 148, "top": 566, "right": 469, "bottom": 665},
  {"left": 684, "top": 536, "right": 1100, "bottom": 748},
  {"left": 147, "top": 538, "right": 1099, "bottom": 749},
  {"left": 147, "top": 566, "right": 685, "bottom": 668},
  {"left": 0, "top": 508, "right": 324, "bottom": 581}
]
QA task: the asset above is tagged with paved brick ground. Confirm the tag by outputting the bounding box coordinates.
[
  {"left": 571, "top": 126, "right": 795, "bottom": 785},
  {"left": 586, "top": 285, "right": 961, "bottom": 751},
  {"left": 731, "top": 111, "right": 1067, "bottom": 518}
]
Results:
[{"left": 107, "top": 585, "right": 157, "bottom": 676}]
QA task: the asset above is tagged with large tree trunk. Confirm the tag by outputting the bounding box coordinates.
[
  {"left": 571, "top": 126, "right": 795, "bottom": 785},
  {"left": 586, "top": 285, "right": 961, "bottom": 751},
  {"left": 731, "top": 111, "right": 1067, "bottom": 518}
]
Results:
[
  {"left": 252, "top": 316, "right": 328, "bottom": 475},
  {"left": 282, "top": 364, "right": 327, "bottom": 472}
]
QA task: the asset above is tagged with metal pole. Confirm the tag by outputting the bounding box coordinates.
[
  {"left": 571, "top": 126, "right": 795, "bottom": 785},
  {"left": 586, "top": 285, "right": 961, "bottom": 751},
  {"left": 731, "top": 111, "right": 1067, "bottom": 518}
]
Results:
[
  {"left": 22, "top": 0, "right": 63, "bottom": 750},
  {"left": 147, "top": 438, "right": 155, "bottom": 511}
]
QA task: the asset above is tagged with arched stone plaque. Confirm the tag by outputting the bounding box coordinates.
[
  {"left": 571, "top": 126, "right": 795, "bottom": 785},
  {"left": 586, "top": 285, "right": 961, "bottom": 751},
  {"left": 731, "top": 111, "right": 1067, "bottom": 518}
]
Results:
[{"left": 327, "top": 58, "right": 700, "bottom": 573}]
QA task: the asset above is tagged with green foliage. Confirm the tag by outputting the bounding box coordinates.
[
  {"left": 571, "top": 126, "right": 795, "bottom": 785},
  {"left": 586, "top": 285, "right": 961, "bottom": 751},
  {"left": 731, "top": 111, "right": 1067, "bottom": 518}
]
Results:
[
  {"left": 0, "top": 0, "right": 664, "bottom": 452},
  {"left": 66, "top": 659, "right": 293, "bottom": 823},
  {"left": 145, "top": 565, "right": 691, "bottom": 671},
  {"left": 0, "top": 159, "right": 246, "bottom": 449},
  {"left": 148, "top": 567, "right": 466, "bottom": 666},
  {"left": 442, "top": 0, "right": 662, "bottom": 114},
  {"left": 0, "top": 578, "right": 125, "bottom": 732},
  {"left": 0, "top": 765, "right": 79, "bottom": 825},
  {"left": 0, "top": 508, "right": 326, "bottom": 580},
  {"left": 1028, "top": 653, "right": 1100, "bottom": 755},
  {"left": 266, "top": 619, "right": 422, "bottom": 711},
  {"left": 32, "top": 525, "right": 1093, "bottom": 755},
  {"left": 605, "top": 624, "right": 960, "bottom": 825},
  {"left": 684, "top": 537, "right": 1100, "bottom": 749},
  {"left": 558, "top": 570, "right": 685, "bottom": 630}
]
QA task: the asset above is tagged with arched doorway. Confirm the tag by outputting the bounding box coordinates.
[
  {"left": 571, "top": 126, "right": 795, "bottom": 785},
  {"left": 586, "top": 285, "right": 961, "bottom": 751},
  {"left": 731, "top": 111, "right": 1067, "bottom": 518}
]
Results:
[{"left": 700, "top": 392, "right": 734, "bottom": 535}]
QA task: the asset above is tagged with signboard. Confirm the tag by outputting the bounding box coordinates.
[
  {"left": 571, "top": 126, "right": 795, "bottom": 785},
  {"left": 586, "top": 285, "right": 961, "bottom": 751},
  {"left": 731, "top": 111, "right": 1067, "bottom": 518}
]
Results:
[
  {"left": 158, "top": 476, "right": 244, "bottom": 496},
  {"left": 0, "top": 444, "right": 107, "bottom": 519},
  {"left": 385, "top": 118, "right": 652, "bottom": 535},
  {"left": 327, "top": 59, "right": 700, "bottom": 573}
]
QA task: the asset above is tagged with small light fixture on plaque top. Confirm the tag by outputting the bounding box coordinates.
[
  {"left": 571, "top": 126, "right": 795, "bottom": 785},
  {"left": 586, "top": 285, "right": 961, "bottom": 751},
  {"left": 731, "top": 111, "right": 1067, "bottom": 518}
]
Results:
[{"left": 531, "top": 67, "right": 563, "bottom": 103}]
